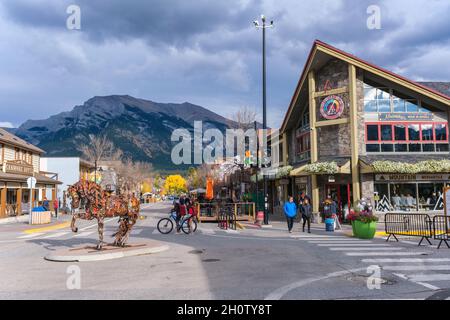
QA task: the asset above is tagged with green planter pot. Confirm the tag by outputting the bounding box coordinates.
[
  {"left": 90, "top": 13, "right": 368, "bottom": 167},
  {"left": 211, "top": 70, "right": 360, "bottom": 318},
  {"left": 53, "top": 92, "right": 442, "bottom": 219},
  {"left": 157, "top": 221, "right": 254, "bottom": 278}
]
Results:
[{"left": 352, "top": 220, "right": 377, "bottom": 239}]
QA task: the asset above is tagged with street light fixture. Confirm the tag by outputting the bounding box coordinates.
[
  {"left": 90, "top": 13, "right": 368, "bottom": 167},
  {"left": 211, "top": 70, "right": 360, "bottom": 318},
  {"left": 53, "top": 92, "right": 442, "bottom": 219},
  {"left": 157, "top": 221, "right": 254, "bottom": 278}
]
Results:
[{"left": 253, "top": 14, "right": 273, "bottom": 225}]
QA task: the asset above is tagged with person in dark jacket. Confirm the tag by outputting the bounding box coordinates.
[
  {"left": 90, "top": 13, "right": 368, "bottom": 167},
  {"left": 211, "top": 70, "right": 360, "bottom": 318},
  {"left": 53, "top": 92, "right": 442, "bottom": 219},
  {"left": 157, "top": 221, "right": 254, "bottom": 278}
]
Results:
[
  {"left": 283, "top": 196, "right": 297, "bottom": 233},
  {"left": 302, "top": 198, "right": 312, "bottom": 233}
]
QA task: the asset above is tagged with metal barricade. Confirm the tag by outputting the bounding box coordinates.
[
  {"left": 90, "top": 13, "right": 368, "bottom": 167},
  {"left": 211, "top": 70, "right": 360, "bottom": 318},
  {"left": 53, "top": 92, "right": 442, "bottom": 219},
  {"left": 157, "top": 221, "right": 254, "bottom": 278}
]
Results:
[
  {"left": 433, "top": 215, "right": 450, "bottom": 249},
  {"left": 384, "top": 213, "right": 433, "bottom": 246}
]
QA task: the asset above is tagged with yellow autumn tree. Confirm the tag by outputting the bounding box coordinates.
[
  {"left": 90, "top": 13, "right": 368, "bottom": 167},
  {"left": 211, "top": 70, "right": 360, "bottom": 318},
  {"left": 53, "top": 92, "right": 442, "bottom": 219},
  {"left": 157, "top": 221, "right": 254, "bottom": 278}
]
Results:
[{"left": 163, "top": 175, "right": 187, "bottom": 196}]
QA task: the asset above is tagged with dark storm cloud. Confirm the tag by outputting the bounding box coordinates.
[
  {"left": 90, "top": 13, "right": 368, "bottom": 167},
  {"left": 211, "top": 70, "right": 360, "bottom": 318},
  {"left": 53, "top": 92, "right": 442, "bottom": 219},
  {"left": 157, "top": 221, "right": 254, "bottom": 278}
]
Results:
[
  {"left": 2, "top": 0, "right": 263, "bottom": 48},
  {"left": 0, "top": 0, "right": 449, "bottom": 128}
]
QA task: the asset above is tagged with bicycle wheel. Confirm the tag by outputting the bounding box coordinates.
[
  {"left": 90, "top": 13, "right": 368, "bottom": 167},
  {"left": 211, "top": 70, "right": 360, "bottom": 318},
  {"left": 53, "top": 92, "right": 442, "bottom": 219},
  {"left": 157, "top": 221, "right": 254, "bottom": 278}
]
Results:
[
  {"left": 157, "top": 218, "right": 173, "bottom": 234},
  {"left": 181, "top": 219, "right": 197, "bottom": 234}
]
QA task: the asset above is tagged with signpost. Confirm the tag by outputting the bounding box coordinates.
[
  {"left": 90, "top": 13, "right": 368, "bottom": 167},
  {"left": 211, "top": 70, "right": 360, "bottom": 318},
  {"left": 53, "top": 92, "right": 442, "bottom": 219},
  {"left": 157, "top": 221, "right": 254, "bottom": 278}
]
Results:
[{"left": 27, "top": 177, "right": 36, "bottom": 224}]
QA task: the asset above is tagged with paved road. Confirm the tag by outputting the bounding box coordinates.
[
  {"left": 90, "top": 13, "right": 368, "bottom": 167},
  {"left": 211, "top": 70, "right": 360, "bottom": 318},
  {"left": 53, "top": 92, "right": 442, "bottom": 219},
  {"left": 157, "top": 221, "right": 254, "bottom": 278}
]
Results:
[{"left": 1, "top": 202, "right": 450, "bottom": 299}]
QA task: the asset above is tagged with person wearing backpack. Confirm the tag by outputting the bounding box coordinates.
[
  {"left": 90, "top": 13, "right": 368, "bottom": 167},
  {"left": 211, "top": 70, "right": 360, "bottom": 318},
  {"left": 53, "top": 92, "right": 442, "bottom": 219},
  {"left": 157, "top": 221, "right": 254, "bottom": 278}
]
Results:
[
  {"left": 283, "top": 196, "right": 297, "bottom": 233},
  {"left": 302, "top": 198, "right": 312, "bottom": 233}
]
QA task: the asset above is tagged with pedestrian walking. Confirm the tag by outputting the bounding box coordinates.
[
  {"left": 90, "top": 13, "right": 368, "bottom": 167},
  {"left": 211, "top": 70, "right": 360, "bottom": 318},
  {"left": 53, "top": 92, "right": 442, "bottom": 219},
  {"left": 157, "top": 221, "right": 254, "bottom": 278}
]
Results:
[
  {"left": 302, "top": 198, "right": 312, "bottom": 233},
  {"left": 283, "top": 196, "right": 297, "bottom": 233},
  {"left": 43, "top": 197, "right": 50, "bottom": 211},
  {"left": 53, "top": 198, "right": 59, "bottom": 218}
]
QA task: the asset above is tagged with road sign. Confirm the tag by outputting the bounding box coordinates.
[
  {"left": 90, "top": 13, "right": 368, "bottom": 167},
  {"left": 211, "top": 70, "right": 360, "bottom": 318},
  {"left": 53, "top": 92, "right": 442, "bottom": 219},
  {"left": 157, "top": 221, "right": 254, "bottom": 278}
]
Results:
[{"left": 27, "top": 177, "right": 36, "bottom": 189}]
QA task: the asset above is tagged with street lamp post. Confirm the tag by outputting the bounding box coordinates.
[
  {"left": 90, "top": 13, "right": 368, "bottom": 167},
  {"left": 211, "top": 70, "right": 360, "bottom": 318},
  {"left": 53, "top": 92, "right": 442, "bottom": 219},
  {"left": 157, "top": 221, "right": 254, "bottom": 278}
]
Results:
[{"left": 253, "top": 15, "right": 273, "bottom": 225}]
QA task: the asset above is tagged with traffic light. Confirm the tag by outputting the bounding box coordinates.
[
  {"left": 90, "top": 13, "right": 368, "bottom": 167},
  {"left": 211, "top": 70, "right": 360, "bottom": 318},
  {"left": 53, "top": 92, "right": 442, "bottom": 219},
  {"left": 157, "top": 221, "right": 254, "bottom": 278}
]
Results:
[{"left": 244, "top": 150, "right": 253, "bottom": 167}]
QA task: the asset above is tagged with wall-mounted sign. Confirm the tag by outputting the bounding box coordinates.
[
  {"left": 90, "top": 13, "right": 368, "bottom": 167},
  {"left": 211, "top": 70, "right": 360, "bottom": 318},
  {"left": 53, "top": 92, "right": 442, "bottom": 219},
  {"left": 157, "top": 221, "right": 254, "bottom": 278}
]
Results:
[
  {"left": 320, "top": 95, "right": 345, "bottom": 120},
  {"left": 295, "top": 177, "right": 308, "bottom": 184},
  {"left": 378, "top": 113, "right": 433, "bottom": 121},
  {"left": 328, "top": 176, "right": 336, "bottom": 183},
  {"left": 375, "top": 174, "right": 450, "bottom": 181}
]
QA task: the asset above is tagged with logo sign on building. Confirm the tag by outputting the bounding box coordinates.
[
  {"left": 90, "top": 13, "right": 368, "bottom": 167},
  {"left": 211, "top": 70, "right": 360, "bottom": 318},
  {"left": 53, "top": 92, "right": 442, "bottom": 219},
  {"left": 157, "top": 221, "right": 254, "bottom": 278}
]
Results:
[
  {"left": 320, "top": 95, "right": 345, "bottom": 120},
  {"left": 378, "top": 113, "right": 433, "bottom": 121},
  {"left": 376, "top": 174, "right": 450, "bottom": 181}
]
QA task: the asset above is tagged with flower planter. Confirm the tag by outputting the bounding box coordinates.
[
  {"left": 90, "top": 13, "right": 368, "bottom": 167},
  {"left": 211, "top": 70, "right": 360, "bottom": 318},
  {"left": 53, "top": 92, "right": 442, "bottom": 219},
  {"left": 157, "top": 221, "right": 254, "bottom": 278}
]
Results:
[{"left": 352, "top": 220, "right": 377, "bottom": 239}]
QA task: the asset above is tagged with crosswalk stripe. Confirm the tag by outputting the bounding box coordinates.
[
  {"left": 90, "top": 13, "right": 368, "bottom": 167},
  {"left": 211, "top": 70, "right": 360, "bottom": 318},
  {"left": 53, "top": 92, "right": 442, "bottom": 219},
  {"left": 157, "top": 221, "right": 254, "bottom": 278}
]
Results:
[
  {"left": 292, "top": 237, "right": 351, "bottom": 240},
  {"left": 362, "top": 258, "right": 450, "bottom": 263},
  {"left": 72, "top": 231, "right": 95, "bottom": 238},
  {"left": 382, "top": 265, "right": 450, "bottom": 271},
  {"left": 41, "top": 232, "right": 70, "bottom": 239},
  {"left": 408, "top": 274, "right": 450, "bottom": 282},
  {"left": 201, "top": 229, "right": 215, "bottom": 234},
  {"left": 301, "top": 239, "right": 372, "bottom": 243},
  {"left": 329, "top": 247, "right": 403, "bottom": 251},
  {"left": 131, "top": 229, "right": 143, "bottom": 235},
  {"left": 17, "top": 233, "right": 45, "bottom": 239},
  {"left": 316, "top": 244, "right": 389, "bottom": 247},
  {"left": 152, "top": 229, "right": 160, "bottom": 234},
  {"left": 346, "top": 252, "right": 430, "bottom": 256}
]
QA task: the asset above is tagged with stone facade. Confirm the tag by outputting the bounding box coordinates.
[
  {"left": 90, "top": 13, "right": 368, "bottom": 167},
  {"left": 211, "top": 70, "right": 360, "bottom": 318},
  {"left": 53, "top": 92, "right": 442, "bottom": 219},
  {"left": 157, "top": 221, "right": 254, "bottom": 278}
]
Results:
[
  {"left": 315, "top": 59, "right": 352, "bottom": 159},
  {"left": 360, "top": 173, "right": 375, "bottom": 201}
]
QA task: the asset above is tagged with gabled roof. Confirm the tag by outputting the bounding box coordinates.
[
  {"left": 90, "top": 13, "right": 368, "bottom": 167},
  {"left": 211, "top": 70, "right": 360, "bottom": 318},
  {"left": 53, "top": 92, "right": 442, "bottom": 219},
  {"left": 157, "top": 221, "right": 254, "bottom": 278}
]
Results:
[
  {"left": 0, "top": 128, "right": 44, "bottom": 154},
  {"left": 281, "top": 40, "right": 450, "bottom": 133}
]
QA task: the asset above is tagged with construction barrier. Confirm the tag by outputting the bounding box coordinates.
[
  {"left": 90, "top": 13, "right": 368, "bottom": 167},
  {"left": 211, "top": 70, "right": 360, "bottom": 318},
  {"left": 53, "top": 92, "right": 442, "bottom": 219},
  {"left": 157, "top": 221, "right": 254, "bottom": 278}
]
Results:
[
  {"left": 217, "top": 206, "right": 236, "bottom": 230},
  {"left": 197, "top": 202, "right": 255, "bottom": 223},
  {"left": 385, "top": 213, "right": 433, "bottom": 246},
  {"left": 433, "top": 215, "right": 450, "bottom": 249}
]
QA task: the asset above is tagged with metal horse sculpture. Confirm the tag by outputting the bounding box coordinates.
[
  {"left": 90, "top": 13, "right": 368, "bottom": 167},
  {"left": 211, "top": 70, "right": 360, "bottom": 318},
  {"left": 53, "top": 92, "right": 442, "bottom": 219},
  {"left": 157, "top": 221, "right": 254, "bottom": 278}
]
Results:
[{"left": 68, "top": 180, "right": 140, "bottom": 250}]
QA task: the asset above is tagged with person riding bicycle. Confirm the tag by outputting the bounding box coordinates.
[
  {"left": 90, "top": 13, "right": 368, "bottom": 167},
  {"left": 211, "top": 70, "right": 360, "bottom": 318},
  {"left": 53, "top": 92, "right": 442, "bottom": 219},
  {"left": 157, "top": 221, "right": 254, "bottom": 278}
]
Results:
[{"left": 184, "top": 202, "right": 197, "bottom": 234}]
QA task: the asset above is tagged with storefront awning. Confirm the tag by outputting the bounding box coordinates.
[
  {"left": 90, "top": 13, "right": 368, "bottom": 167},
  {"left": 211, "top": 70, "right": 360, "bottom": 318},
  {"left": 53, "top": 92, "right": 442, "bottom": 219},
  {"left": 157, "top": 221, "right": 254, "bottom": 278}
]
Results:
[{"left": 0, "top": 172, "right": 62, "bottom": 185}]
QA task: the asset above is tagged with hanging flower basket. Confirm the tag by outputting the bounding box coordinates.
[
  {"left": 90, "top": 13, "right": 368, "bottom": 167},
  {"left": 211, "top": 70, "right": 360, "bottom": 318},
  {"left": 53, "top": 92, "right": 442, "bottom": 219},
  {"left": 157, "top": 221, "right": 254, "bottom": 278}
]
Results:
[
  {"left": 372, "top": 160, "right": 450, "bottom": 174},
  {"left": 304, "top": 161, "right": 339, "bottom": 174}
]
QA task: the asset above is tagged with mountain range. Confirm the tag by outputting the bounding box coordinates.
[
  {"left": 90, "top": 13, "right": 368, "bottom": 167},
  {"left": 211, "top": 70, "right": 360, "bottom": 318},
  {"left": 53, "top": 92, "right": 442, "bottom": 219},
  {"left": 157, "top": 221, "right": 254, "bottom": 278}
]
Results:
[{"left": 12, "top": 95, "right": 238, "bottom": 170}]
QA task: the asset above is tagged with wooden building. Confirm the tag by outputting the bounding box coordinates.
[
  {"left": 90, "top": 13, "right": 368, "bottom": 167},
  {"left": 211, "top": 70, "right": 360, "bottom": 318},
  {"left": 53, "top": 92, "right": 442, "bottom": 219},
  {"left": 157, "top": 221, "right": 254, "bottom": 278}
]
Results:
[{"left": 0, "top": 128, "right": 61, "bottom": 218}]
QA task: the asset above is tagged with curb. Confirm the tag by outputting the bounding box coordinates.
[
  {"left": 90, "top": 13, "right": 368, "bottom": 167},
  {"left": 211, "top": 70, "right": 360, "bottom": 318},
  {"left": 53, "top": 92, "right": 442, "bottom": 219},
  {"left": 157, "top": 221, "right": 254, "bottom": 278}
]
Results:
[{"left": 44, "top": 243, "right": 170, "bottom": 262}]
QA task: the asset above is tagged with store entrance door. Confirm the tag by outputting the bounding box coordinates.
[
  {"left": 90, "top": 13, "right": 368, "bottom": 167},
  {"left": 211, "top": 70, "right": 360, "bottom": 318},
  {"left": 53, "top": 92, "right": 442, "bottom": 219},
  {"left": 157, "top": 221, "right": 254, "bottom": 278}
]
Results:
[{"left": 325, "top": 183, "right": 352, "bottom": 222}]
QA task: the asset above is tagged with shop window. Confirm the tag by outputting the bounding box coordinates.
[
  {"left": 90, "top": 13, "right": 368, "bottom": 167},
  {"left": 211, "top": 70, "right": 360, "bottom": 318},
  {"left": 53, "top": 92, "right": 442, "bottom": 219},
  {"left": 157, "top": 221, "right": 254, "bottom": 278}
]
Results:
[
  {"left": 381, "top": 125, "right": 392, "bottom": 141},
  {"left": 408, "top": 143, "right": 421, "bottom": 152},
  {"left": 394, "top": 125, "right": 406, "bottom": 141},
  {"left": 408, "top": 124, "right": 420, "bottom": 141},
  {"left": 366, "top": 122, "right": 448, "bottom": 153},
  {"left": 390, "top": 183, "right": 417, "bottom": 211},
  {"left": 364, "top": 100, "right": 378, "bottom": 112},
  {"left": 435, "top": 124, "right": 447, "bottom": 141},
  {"left": 366, "top": 144, "right": 380, "bottom": 152},
  {"left": 367, "top": 125, "right": 379, "bottom": 141},
  {"left": 378, "top": 100, "right": 391, "bottom": 112},
  {"left": 393, "top": 98, "right": 405, "bottom": 113},
  {"left": 395, "top": 144, "right": 407, "bottom": 152},
  {"left": 381, "top": 144, "right": 393, "bottom": 152},
  {"left": 422, "top": 144, "right": 435, "bottom": 152},
  {"left": 421, "top": 124, "right": 433, "bottom": 141},
  {"left": 436, "top": 144, "right": 449, "bottom": 152},
  {"left": 406, "top": 100, "right": 419, "bottom": 112},
  {"left": 363, "top": 84, "right": 391, "bottom": 112}
]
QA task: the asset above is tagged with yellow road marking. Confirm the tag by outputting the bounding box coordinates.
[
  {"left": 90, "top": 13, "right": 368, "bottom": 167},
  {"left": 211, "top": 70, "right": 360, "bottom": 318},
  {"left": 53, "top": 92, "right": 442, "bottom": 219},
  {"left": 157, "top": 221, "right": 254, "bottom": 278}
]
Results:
[
  {"left": 23, "top": 222, "right": 71, "bottom": 234},
  {"left": 236, "top": 222, "right": 245, "bottom": 230}
]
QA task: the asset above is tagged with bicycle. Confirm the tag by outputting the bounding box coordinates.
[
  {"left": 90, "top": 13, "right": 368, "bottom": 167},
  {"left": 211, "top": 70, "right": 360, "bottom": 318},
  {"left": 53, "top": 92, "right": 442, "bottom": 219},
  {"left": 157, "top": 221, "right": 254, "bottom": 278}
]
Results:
[{"left": 157, "top": 211, "right": 198, "bottom": 234}]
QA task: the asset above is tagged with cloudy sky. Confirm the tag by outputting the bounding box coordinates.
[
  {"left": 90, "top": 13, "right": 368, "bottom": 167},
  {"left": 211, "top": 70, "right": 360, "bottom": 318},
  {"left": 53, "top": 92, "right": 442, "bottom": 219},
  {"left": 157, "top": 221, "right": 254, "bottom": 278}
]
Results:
[{"left": 0, "top": 0, "right": 449, "bottom": 128}]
